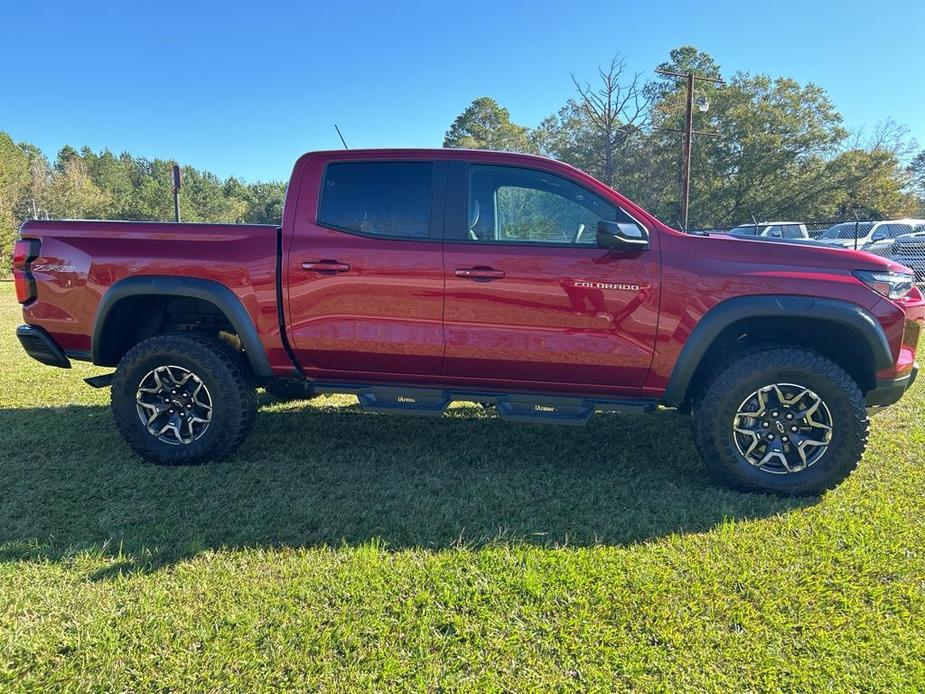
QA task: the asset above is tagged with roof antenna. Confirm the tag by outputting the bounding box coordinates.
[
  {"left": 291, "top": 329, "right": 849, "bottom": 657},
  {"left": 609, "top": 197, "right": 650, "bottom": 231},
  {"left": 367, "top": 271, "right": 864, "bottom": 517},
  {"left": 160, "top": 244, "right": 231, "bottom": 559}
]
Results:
[{"left": 334, "top": 123, "right": 349, "bottom": 149}]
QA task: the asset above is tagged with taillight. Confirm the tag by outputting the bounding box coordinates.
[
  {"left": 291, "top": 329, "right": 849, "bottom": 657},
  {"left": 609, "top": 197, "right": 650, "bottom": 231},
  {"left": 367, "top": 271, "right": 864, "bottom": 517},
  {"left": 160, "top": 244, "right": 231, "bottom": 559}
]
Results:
[{"left": 12, "top": 238, "right": 40, "bottom": 304}]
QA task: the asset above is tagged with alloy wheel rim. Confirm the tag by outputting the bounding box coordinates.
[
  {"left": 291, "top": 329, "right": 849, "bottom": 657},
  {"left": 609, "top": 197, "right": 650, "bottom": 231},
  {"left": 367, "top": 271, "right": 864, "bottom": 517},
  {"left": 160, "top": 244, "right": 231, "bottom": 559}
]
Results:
[
  {"left": 732, "top": 383, "right": 833, "bottom": 474},
  {"left": 135, "top": 365, "right": 213, "bottom": 445}
]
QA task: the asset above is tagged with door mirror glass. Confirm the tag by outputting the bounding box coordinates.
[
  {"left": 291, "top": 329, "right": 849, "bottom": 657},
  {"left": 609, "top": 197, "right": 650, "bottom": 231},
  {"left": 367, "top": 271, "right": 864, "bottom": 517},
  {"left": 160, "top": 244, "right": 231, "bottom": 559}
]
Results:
[
  {"left": 597, "top": 220, "right": 650, "bottom": 251},
  {"left": 872, "top": 231, "right": 886, "bottom": 242}
]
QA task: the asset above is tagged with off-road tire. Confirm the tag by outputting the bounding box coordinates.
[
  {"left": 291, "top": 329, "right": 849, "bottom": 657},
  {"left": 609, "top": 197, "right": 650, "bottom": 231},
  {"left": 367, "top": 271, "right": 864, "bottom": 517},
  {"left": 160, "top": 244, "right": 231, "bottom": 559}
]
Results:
[
  {"left": 111, "top": 333, "right": 257, "bottom": 465},
  {"left": 693, "top": 347, "right": 869, "bottom": 495}
]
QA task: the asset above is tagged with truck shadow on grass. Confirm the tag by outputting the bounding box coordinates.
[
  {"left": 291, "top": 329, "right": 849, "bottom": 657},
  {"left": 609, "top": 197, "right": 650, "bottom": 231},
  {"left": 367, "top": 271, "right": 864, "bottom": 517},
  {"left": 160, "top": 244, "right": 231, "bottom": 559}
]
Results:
[{"left": 0, "top": 400, "right": 813, "bottom": 578}]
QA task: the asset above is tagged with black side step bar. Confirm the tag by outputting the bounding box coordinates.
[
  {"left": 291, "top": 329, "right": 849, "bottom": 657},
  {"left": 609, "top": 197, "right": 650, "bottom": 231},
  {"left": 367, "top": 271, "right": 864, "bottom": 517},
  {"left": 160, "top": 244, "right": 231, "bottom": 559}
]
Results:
[
  {"left": 356, "top": 387, "right": 452, "bottom": 416},
  {"left": 311, "top": 382, "right": 656, "bottom": 426},
  {"left": 85, "top": 373, "right": 115, "bottom": 388}
]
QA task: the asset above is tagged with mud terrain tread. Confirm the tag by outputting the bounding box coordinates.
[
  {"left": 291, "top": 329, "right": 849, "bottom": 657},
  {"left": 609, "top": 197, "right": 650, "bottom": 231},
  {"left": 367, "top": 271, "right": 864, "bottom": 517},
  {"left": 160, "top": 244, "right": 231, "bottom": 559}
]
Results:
[
  {"left": 111, "top": 332, "right": 257, "bottom": 465},
  {"left": 693, "top": 347, "right": 868, "bottom": 495}
]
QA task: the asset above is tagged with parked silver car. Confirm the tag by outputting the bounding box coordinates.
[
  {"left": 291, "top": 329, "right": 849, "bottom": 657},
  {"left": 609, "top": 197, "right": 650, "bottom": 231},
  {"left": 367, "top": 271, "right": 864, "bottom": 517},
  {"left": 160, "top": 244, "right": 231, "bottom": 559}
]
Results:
[
  {"left": 728, "top": 221, "right": 809, "bottom": 239},
  {"left": 891, "top": 229, "right": 925, "bottom": 282},
  {"left": 817, "top": 219, "right": 925, "bottom": 252}
]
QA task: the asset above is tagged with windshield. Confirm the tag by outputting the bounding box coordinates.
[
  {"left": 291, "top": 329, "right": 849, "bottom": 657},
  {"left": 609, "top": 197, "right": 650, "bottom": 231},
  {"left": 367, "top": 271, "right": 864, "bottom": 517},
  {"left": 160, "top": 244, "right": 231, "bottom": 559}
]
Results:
[
  {"left": 819, "top": 222, "right": 874, "bottom": 240},
  {"left": 729, "top": 225, "right": 760, "bottom": 235}
]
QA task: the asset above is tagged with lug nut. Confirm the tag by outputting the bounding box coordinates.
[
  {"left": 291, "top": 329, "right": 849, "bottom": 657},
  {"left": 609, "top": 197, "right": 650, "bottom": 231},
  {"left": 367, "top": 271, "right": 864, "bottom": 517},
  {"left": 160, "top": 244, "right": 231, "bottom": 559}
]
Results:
[
  {"left": 771, "top": 410, "right": 779, "bottom": 417},
  {"left": 786, "top": 413, "right": 794, "bottom": 420},
  {"left": 791, "top": 425, "right": 798, "bottom": 432},
  {"left": 767, "top": 433, "right": 775, "bottom": 440},
  {"left": 782, "top": 436, "right": 789, "bottom": 443}
]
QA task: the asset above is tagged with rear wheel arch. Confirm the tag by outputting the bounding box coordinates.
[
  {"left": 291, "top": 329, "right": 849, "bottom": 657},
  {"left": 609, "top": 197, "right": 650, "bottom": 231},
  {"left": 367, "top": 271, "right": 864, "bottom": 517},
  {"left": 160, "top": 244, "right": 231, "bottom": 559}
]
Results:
[
  {"left": 663, "top": 295, "right": 893, "bottom": 408},
  {"left": 92, "top": 276, "right": 272, "bottom": 378}
]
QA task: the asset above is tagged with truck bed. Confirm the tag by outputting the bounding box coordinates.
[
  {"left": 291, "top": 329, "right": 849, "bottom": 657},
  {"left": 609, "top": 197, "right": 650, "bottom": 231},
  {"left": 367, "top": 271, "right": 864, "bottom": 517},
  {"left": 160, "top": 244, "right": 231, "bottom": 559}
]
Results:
[{"left": 18, "top": 219, "right": 288, "bottom": 371}]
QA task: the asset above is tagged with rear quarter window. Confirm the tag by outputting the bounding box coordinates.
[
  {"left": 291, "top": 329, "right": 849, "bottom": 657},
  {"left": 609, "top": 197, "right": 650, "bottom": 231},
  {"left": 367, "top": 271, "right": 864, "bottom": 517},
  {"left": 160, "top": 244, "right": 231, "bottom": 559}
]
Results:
[{"left": 318, "top": 161, "right": 433, "bottom": 239}]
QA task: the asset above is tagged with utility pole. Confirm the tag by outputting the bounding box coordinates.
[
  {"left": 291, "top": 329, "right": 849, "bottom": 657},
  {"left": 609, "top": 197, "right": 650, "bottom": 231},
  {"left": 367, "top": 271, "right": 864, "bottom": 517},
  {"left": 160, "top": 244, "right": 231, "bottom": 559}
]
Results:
[
  {"left": 680, "top": 72, "right": 694, "bottom": 231},
  {"left": 655, "top": 69, "right": 724, "bottom": 230},
  {"left": 171, "top": 164, "right": 182, "bottom": 222}
]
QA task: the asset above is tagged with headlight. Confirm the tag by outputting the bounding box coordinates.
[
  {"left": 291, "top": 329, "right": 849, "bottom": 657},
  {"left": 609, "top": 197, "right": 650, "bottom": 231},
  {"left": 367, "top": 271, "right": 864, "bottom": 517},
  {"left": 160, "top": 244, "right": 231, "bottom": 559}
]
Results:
[{"left": 853, "top": 270, "right": 915, "bottom": 300}]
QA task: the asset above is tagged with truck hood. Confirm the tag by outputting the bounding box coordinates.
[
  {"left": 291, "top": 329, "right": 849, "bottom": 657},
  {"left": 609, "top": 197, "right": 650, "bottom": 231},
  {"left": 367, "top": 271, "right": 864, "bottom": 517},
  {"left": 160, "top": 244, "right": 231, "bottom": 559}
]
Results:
[
  {"left": 814, "top": 237, "right": 868, "bottom": 249},
  {"left": 708, "top": 233, "right": 824, "bottom": 249},
  {"left": 701, "top": 229, "right": 910, "bottom": 274}
]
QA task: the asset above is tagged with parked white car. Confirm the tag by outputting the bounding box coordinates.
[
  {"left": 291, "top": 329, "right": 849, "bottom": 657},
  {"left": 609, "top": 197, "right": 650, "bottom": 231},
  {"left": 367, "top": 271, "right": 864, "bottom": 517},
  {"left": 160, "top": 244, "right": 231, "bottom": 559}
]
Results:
[
  {"left": 728, "top": 221, "right": 809, "bottom": 239},
  {"left": 816, "top": 219, "right": 925, "bottom": 252}
]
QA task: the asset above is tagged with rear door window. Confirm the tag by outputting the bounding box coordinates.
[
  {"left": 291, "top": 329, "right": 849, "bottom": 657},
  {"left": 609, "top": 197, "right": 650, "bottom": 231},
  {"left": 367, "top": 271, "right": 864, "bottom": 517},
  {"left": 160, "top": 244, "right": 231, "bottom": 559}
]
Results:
[{"left": 318, "top": 162, "right": 433, "bottom": 239}]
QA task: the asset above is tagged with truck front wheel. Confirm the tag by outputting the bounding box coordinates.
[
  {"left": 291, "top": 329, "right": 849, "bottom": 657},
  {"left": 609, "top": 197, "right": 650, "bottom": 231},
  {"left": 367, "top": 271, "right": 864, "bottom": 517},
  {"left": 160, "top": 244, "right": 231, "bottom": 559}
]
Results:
[
  {"left": 111, "top": 333, "right": 257, "bottom": 465},
  {"left": 693, "top": 347, "right": 869, "bottom": 495}
]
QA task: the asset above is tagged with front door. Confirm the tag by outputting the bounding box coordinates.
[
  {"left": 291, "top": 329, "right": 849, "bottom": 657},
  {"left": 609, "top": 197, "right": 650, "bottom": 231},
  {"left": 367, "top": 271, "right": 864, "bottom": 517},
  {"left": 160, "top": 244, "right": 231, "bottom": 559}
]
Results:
[
  {"left": 286, "top": 158, "right": 446, "bottom": 379},
  {"left": 442, "top": 163, "right": 660, "bottom": 395}
]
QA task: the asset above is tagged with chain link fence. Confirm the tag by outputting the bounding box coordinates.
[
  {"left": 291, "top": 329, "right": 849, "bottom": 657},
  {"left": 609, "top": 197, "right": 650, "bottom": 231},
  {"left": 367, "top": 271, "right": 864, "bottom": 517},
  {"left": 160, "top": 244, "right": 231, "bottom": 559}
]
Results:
[{"left": 688, "top": 219, "right": 925, "bottom": 286}]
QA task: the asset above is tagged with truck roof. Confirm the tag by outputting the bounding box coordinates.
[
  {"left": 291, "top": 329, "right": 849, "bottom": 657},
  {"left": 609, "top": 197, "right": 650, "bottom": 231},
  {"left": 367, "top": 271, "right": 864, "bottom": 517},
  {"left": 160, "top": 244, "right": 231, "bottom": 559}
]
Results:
[{"left": 303, "top": 147, "right": 553, "bottom": 161}]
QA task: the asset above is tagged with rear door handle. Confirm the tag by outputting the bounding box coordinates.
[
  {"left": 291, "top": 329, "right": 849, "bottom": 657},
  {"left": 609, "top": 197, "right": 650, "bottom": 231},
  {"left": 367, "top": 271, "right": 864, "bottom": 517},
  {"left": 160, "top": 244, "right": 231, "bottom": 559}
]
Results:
[
  {"left": 454, "top": 266, "right": 505, "bottom": 281},
  {"left": 302, "top": 260, "right": 351, "bottom": 274}
]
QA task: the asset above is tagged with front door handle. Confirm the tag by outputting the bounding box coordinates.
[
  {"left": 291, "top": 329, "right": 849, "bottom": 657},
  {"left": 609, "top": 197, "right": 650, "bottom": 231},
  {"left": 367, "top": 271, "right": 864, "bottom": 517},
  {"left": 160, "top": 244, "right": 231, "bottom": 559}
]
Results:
[
  {"left": 454, "top": 266, "right": 505, "bottom": 281},
  {"left": 302, "top": 260, "right": 351, "bottom": 274}
]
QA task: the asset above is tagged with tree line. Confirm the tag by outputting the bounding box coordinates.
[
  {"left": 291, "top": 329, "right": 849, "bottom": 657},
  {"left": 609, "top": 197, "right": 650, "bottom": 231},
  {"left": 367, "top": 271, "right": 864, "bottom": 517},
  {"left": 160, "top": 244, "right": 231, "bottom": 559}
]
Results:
[
  {"left": 445, "top": 46, "right": 925, "bottom": 230},
  {"left": 3, "top": 45, "right": 925, "bottom": 275},
  {"left": 0, "top": 139, "right": 286, "bottom": 274}
]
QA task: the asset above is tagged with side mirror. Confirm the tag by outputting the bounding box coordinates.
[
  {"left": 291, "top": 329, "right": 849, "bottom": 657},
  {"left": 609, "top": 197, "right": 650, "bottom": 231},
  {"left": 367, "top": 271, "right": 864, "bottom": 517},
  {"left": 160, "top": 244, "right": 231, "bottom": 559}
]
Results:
[
  {"left": 871, "top": 232, "right": 886, "bottom": 242},
  {"left": 597, "top": 220, "right": 650, "bottom": 251}
]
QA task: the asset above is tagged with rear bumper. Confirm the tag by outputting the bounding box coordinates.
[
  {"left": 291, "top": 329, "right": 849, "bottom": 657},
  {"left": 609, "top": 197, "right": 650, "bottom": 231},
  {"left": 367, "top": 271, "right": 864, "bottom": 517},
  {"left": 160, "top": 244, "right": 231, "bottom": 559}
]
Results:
[
  {"left": 16, "top": 324, "right": 71, "bottom": 369},
  {"left": 866, "top": 363, "right": 918, "bottom": 407}
]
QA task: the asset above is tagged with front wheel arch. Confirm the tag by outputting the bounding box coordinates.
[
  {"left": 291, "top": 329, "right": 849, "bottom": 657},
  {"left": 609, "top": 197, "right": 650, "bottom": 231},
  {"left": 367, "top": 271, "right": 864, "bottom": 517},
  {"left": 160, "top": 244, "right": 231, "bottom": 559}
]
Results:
[{"left": 663, "top": 295, "right": 891, "bottom": 408}]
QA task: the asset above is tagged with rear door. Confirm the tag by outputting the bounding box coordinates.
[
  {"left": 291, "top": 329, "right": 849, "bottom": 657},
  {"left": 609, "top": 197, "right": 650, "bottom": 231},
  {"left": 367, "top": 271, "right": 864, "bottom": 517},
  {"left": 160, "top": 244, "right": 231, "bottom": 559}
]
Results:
[
  {"left": 441, "top": 161, "right": 660, "bottom": 395},
  {"left": 286, "top": 157, "right": 447, "bottom": 379}
]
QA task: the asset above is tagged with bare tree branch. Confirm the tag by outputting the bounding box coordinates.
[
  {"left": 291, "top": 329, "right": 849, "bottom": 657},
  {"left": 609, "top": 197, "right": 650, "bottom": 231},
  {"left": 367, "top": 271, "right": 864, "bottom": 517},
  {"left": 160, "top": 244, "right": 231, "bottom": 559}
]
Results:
[{"left": 571, "top": 56, "right": 650, "bottom": 187}]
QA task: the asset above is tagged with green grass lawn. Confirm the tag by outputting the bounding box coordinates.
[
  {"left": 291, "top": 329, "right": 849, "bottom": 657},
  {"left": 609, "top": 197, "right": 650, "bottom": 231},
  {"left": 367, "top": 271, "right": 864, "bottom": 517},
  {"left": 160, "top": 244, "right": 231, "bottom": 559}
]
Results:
[{"left": 1, "top": 281, "right": 924, "bottom": 691}]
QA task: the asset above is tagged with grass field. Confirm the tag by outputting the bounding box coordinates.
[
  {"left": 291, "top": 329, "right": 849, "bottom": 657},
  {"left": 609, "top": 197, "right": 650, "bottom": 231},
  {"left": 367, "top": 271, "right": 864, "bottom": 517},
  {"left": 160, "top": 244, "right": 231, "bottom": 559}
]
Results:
[{"left": 1, "top": 281, "right": 924, "bottom": 691}]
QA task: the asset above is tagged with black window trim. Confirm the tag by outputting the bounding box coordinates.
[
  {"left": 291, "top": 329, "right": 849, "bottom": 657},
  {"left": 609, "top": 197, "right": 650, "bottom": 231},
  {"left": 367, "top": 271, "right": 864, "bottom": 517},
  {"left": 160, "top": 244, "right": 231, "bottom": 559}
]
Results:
[
  {"left": 314, "top": 159, "right": 446, "bottom": 243},
  {"left": 445, "top": 161, "right": 649, "bottom": 248}
]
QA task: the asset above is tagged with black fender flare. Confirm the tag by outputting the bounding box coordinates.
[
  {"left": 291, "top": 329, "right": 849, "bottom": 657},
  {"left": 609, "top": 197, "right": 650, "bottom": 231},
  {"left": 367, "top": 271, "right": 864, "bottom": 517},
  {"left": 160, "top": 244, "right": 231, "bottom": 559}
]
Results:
[
  {"left": 661, "top": 295, "right": 893, "bottom": 406},
  {"left": 91, "top": 276, "right": 272, "bottom": 377}
]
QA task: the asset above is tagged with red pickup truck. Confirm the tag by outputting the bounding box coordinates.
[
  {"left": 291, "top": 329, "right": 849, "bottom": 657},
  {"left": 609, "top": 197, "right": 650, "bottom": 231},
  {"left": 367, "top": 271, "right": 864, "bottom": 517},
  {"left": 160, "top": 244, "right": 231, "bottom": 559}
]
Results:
[{"left": 13, "top": 149, "right": 923, "bottom": 494}]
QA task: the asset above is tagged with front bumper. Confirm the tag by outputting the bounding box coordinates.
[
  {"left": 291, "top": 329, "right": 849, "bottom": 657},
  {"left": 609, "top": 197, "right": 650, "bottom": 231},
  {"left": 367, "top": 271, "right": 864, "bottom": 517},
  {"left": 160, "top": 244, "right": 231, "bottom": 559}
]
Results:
[
  {"left": 866, "top": 363, "right": 918, "bottom": 407},
  {"left": 16, "top": 324, "right": 71, "bottom": 369}
]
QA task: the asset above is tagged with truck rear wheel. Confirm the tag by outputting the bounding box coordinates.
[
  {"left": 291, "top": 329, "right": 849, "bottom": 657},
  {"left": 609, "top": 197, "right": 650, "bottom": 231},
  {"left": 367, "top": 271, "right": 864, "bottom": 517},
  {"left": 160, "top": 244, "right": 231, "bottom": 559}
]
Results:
[
  {"left": 111, "top": 333, "right": 257, "bottom": 465},
  {"left": 693, "top": 347, "right": 869, "bottom": 495}
]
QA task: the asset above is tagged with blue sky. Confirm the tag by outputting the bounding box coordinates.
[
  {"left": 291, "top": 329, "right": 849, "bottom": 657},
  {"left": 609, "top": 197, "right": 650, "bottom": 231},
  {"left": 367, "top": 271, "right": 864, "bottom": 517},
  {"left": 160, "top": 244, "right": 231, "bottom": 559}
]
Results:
[{"left": 2, "top": 0, "right": 923, "bottom": 182}]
